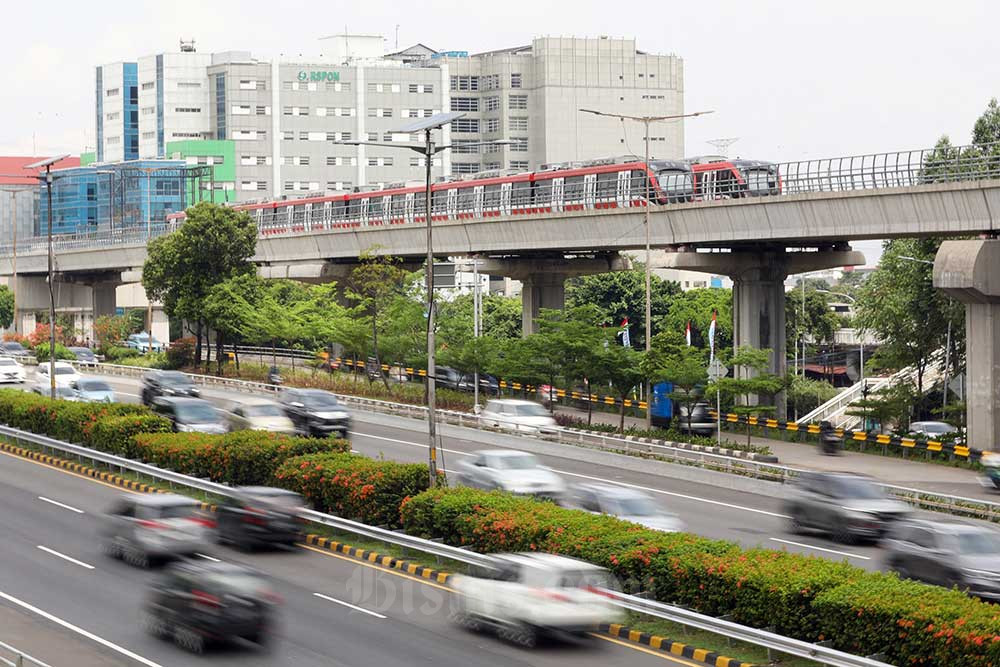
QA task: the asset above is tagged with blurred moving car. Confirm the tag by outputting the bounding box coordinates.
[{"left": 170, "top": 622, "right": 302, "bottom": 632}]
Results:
[
  {"left": 0, "top": 356, "right": 26, "bottom": 383},
  {"left": 227, "top": 399, "right": 296, "bottom": 434},
  {"left": 454, "top": 450, "right": 566, "bottom": 500},
  {"left": 450, "top": 552, "right": 623, "bottom": 647},
  {"left": 216, "top": 487, "right": 307, "bottom": 550},
  {"left": 435, "top": 366, "right": 462, "bottom": 391},
  {"left": 152, "top": 397, "right": 228, "bottom": 434},
  {"left": 71, "top": 378, "right": 115, "bottom": 403},
  {"left": 36, "top": 361, "right": 81, "bottom": 386},
  {"left": 141, "top": 370, "right": 201, "bottom": 405},
  {"left": 458, "top": 372, "right": 500, "bottom": 395},
  {"left": 101, "top": 494, "right": 210, "bottom": 568},
  {"left": 784, "top": 471, "right": 910, "bottom": 543},
  {"left": 68, "top": 346, "right": 98, "bottom": 365},
  {"left": 126, "top": 333, "right": 165, "bottom": 353},
  {"left": 675, "top": 402, "right": 717, "bottom": 437},
  {"left": 564, "top": 483, "right": 684, "bottom": 533},
  {"left": 142, "top": 560, "right": 279, "bottom": 653},
  {"left": 0, "top": 341, "right": 30, "bottom": 358},
  {"left": 279, "top": 388, "right": 350, "bottom": 438},
  {"left": 909, "top": 421, "right": 962, "bottom": 444},
  {"left": 885, "top": 519, "right": 1000, "bottom": 601},
  {"left": 31, "top": 381, "right": 77, "bottom": 400},
  {"left": 481, "top": 399, "right": 556, "bottom": 434}
]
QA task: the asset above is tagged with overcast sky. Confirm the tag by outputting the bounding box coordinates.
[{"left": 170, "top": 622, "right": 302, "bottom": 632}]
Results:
[{"left": 2, "top": 0, "right": 996, "bottom": 264}]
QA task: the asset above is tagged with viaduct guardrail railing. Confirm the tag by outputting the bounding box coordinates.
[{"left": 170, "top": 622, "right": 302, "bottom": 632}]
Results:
[
  {"left": 3, "top": 141, "right": 999, "bottom": 257},
  {"left": 0, "top": 641, "right": 54, "bottom": 667},
  {"left": 0, "top": 423, "right": 894, "bottom": 667}
]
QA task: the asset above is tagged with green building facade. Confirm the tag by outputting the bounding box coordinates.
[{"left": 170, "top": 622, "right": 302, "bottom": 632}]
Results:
[{"left": 165, "top": 139, "right": 235, "bottom": 204}]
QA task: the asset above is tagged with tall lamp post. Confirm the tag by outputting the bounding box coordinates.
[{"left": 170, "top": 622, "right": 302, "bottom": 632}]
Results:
[
  {"left": 816, "top": 289, "right": 863, "bottom": 384},
  {"left": 339, "top": 116, "right": 510, "bottom": 485},
  {"left": 25, "top": 155, "right": 70, "bottom": 399},
  {"left": 6, "top": 191, "right": 18, "bottom": 334},
  {"left": 900, "top": 255, "right": 954, "bottom": 416},
  {"left": 577, "top": 108, "right": 713, "bottom": 428}
]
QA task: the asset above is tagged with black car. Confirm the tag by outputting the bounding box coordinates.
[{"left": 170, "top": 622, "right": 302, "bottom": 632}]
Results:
[
  {"left": 458, "top": 372, "right": 500, "bottom": 396},
  {"left": 141, "top": 370, "right": 201, "bottom": 405},
  {"left": 68, "top": 346, "right": 98, "bottom": 365},
  {"left": 435, "top": 366, "right": 462, "bottom": 391},
  {"left": 216, "top": 487, "right": 307, "bottom": 550},
  {"left": 278, "top": 388, "right": 350, "bottom": 438},
  {"left": 142, "top": 560, "right": 280, "bottom": 653},
  {"left": 152, "top": 397, "right": 228, "bottom": 434},
  {"left": 0, "top": 341, "right": 29, "bottom": 358}
]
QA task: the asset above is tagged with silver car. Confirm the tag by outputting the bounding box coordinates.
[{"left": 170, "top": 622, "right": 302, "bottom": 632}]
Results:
[
  {"left": 101, "top": 494, "right": 210, "bottom": 568},
  {"left": 563, "top": 482, "right": 685, "bottom": 532},
  {"left": 71, "top": 378, "right": 115, "bottom": 403},
  {"left": 784, "top": 471, "right": 910, "bottom": 543},
  {"left": 454, "top": 450, "right": 566, "bottom": 500}
]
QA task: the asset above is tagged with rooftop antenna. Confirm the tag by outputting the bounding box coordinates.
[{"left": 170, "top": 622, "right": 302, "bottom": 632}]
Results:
[
  {"left": 706, "top": 137, "right": 739, "bottom": 157},
  {"left": 395, "top": 24, "right": 400, "bottom": 49},
  {"left": 180, "top": 39, "right": 196, "bottom": 52}
]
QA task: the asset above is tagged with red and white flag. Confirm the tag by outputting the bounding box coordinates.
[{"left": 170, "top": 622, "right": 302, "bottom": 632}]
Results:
[
  {"left": 685, "top": 321, "right": 692, "bottom": 346},
  {"left": 708, "top": 311, "right": 718, "bottom": 362}
]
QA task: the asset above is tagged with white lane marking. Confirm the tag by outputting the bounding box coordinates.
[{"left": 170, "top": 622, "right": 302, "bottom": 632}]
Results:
[
  {"left": 38, "top": 496, "right": 85, "bottom": 514},
  {"left": 769, "top": 538, "right": 870, "bottom": 560},
  {"left": 313, "top": 592, "right": 387, "bottom": 619},
  {"left": 351, "top": 430, "right": 789, "bottom": 519},
  {"left": 36, "top": 545, "right": 95, "bottom": 570},
  {"left": 195, "top": 553, "right": 221, "bottom": 562},
  {"left": 0, "top": 591, "right": 164, "bottom": 667}
]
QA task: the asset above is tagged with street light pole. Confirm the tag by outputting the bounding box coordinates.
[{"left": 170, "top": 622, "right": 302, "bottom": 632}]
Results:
[
  {"left": 45, "top": 166, "right": 56, "bottom": 399},
  {"left": 8, "top": 191, "right": 17, "bottom": 334},
  {"left": 146, "top": 169, "right": 153, "bottom": 352},
  {"left": 577, "top": 108, "right": 713, "bottom": 429}
]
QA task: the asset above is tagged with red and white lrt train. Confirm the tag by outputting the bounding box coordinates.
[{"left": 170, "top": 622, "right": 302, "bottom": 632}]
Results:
[{"left": 167, "top": 155, "right": 780, "bottom": 232}]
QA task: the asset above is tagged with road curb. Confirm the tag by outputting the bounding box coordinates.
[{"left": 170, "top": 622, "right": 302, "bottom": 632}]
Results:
[
  {"left": 600, "top": 623, "right": 756, "bottom": 667},
  {"left": 0, "top": 439, "right": 755, "bottom": 666}
]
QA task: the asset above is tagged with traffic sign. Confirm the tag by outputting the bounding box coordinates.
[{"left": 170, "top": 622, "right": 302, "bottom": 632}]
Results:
[{"left": 708, "top": 360, "right": 729, "bottom": 382}]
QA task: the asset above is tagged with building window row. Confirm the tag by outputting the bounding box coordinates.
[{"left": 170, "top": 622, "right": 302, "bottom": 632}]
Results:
[
  {"left": 106, "top": 111, "right": 120, "bottom": 121},
  {"left": 451, "top": 97, "right": 479, "bottom": 112},
  {"left": 282, "top": 156, "right": 311, "bottom": 166},
  {"left": 327, "top": 181, "right": 353, "bottom": 191},
  {"left": 509, "top": 94, "right": 528, "bottom": 110},
  {"left": 142, "top": 106, "right": 155, "bottom": 115},
  {"left": 239, "top": 79, "right": 266, "bottom": 90},
  {"left": 284, "top": 181, "right": 320, "bottom": 192},
  {"left": 510, "top": 73, "right": 522, "bottom": 88},
  {"left": 403, "top": 108, "right": 435, "bottom": 118},
  {"left": 106, "top": 135, "right": 121, "bottom": 145},
  {"left": 509, "top": 116, "right": 527, "bottom": 131},
  {"left": 233, "top": 129, "right": 266, "bottom": 140},
  {"left": 241, "top": 180, "right": 268, "bottom": 191},
  {"left": 368, "top": 82, "right": 401, "bottom": 93},
  {"left": 485, "top": 96, "right": 500, "bottom": 111},
  {"left": 452, "top": 140, "right": 480, "bottom": 154},
  {"left": 106, "top": 88, "right": 120, "bottom": 97},
  {"left": 408, "top": 83, "right": 434, "bottom": 94},
  {"left": 283, "top": 81, "right": 350, "bottom": 92},
  {"left": 367, "top": 157, "right": 394, "bottom": 167},
  {"left": 283, "top": 106, "right": 309, "bottom": 116},
  {"left": 177, "top": 81, "right": 203, "bottom": 89},
  {"left": 174, "top": 107, "right": 202, "bottom": 113},
  {"left": 367, "top": 107, "right": 393, "bottom": 118},
  {"left": 187, "top": 155, "right": 225, "bottom": 165},
  {"left": 482, "top": 74, "right": 500, "bottom": 91},
  {"left": 171, "top": 132, "right": 203, "bottom": 138},
  {"left": 451, "top": 118, "right": 480, "bottom": 133},
  {"left": 316, "top": 107, "right": 355, "bottom": 117},
  {"left": 453, "top": 162, "right": 480, "bottom": 174},
  {"left": 450, "top": 75, "right": 479, "bottom": 91},
  {"left": 408, "top": 157, "right": 442, "bottom": 167},
  {"left": 485, "top": 118, "right": 500, "bottom": 133},
  {"left": 326, "top": 156, "right": 358, "bottom": 166},
  {"left": 641, "top": 94, "right": 666, "bottom": 100},
  {"left": 241, "top": 155, "right": 271, "bottom": 166},
  {"left": 510, "top": 137, "right": 528, "bottom": 152},
  {"left": 510, "top": 160, "right": 528, "bottom": 171},
  {"left": 141, "top": 82, "right": 155, "bottom": 91},
  {"left": 142, "top": 131, "right": 156, "bottom": 140}
]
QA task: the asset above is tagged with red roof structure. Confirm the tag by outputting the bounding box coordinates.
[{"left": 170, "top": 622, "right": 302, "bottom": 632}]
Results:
[{"left": 0, "top": 156, "right": 81, "bottom": 185}]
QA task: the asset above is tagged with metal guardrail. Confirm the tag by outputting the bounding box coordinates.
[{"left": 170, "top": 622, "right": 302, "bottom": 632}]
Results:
[
  {"left": 0, "top": 423, "right": 894, "bottom": 667},
  {"left": 0, "top": 641, "right": 54, "bottom": 667}
]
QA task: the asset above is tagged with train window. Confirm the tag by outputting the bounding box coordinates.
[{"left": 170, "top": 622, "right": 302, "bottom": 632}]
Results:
[
  {"left": 745, "top": 169, "right": 774, "bottom": 195},
  {"left": 432, "top": 189, "right": 448, "bottom": 215},
  {"left": 455, "top": 187, "right": 475, "bottom": 213},
  {"left": 483, "top": 184, "right": 502, "bottom": 209},
  {"left": 391, "top": 195, "right": 406, "bottom": 219},
  {"left": 564, "top": 175, "right": 586, "bottom": 202},
  {"left": 346, "top": 198, "right": 362, "bottom": 219},
  {"left": 534, "top": 180, "right": 553, "bottom": 207},
  {"left": 596, "top": 172, "right": 617, "bottom": 200},
  {"left": 511, "top": 181, "right": 531, "bottom": 208},
  {"left": 657, "top": 170, "right": 693, "bottom": 195}
]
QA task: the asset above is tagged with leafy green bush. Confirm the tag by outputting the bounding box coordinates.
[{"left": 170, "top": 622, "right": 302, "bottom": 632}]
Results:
[
  {"left": 33, "top": 342, "right": 76, "bottom": 362},
  {"left": 104, "top": 346, "right": 141, "bottom": 362},
  {"left": 130, "top": 431, "right": 348, "bottom": 486},
  {"left": 87, "top": 414, "right": 173, "bottom": 458},
  {"left": 166, "top": 337, "right": 196, "bottom": 370},
  {"left": 115, "top": 351, "right": 170, "bottom": 369},
  {"left": 0, "top": 389, "right": 149, "bottom": 446},
  {"left": 276, "top": 453, "right": 428, "bottom": 528}
]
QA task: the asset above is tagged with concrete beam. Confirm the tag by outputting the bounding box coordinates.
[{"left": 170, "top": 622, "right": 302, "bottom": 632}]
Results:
[
  {"left": 660, "top": 247, "right": 866, "bottom": 277},
  {"left": 257, "top": 262, "right": 354, "bottom": 283},
  {"left": 935, "top": 240, "right": 1000, "bottom": 452},
  {"left": 479, "top": 253, "right": 631, "bottom": 281}
]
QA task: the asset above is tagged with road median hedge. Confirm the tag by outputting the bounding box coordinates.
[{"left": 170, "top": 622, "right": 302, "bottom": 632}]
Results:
[{"left": 400, "top": 487, "right": 1000, "bottom": 665}]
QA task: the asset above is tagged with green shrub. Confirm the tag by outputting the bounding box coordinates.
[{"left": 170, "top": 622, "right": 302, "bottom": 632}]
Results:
[
  {"left": 87, "top": 414, "right": 173, "bottom": 458},
  {"left": 0, "top": 389, "right": 149, "bottom": 445},
  {"left": 166, "top": 337, "right": 196, "bottom": 369},
  {"left": 130, "top": 431, "right": 348, "bottom": 486},
  {"left": 33, "top": 342, "right": 76, "bottom": 362},
  {"left": 115, "top": 351, "right": 169, "bottom": 369},
  {"left": 276, "top": 453, "right": 428, "bottom": 528},
  {"left": 104, "top": 346, "right": 141, "bottom": 362}
]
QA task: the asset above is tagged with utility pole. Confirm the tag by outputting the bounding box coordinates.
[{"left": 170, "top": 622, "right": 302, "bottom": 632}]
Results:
[{"left": 8, "top": 191, "right": 17, "bottom": 334}]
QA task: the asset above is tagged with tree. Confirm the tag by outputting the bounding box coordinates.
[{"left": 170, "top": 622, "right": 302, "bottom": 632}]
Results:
[
  {"left": 0, "top": 285, "right": 13, "bottom": 330},
  {"left": 786, "top": 288, "right": 840, "bottom": 363},
  {"left": 94, "top": 314, "right": 134, "bottom": 352},
  {"left": 652, "top": 345, "right": 708, "bottom": 434},
  {"left": 709, "top": 346, "right": 785, "bottom": 446},
  {"left": 142, "top": 202, "right": 257, "bottom": 365},
  {"left": 658, "top": 288, "right": 732, "bottom": 356},
  {"left": 202, "top": 273, "right": 265, "bottom": 374},
  {"left": 593, "top": 342, "right": 644, "bottom": 433},
  {"left": 973, "top": 98, "right": 1000, "bottom": 147},
  {"left": 854, "top": 238, "right": 961, "bottom": 420},
  {"left": 566, "top": 270, "right": 681, "bottom": 347},
  {"left": 346, "top": 249, "right": 408, "bottom": 386},
  {"left": 786, "top": 375, "right": 838, "bottom": 420}
]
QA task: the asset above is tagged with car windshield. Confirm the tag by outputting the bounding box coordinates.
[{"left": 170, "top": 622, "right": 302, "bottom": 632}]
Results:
[
  {"left": 554, "top": 569, "right": 615, "bottom": 590},
  {"left": 0, "top": 358, "right": 16, "bottom": 366},
  {"left": 833, "top": 477, "right": 885, "bottom": 500},
  {"left": 514, "top": 404, "right": 549, "bottom": 417},
  {"left": 175, "top": 403, "right": 219, "bottom": 423},
  {"left": 495, "top": 454, "right": 539, "bottom": 470},
  {"left": 657, "top": 169, "right": 693, "bottom": 193},
  {"left": 160, "top": 373, "right": 191, "bottom": 387},
  {"left": 248, "top": 493, "right": 302, "bottom": 509},
  {"left": 3, "top": 343, "right": 24, "bottom": 351},
  {"left": 609, "top": 496, "right": 658, "bottom": 517},
  {"left": 55, "top": 367, "right": 75, "bottom": 375},
  {"left": 245, "top": 404, "right": 285, "bottom": 418},
  {"left": 956, "top": 530, "right": 1000, "bottom": 555},
  {"left": 151, "top": 503, "right": 196, "bottom": 519},
  {"left": 919, "top": 423, "right": 954, "bottom": 434},
  {"left": 207, "top": 573, "right": 269, "bottom": 596},
  {"left": 54, "top": 386, "right": 75, "bottom": 398},
  {"left": 304, "top": 393, "right": 339, "bottom": 409},
  {"left": 78, "top": 380, "right": 111, "bottom": 392}
]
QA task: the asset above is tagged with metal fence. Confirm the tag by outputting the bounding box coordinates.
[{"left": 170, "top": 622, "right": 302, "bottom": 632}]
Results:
[
  {"left": 5, "top": 141, "right": 1000, "bottom": 256},
  {"left": 0, "top": 423, "right": 892, "bottom": 667},
  {"left": 0, "top": 641, "right": 53, "bottom": 667}
]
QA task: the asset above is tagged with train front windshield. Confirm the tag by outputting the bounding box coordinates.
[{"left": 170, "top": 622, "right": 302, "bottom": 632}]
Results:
[
  {"left": 744, "top": 167, "right": 778, "bottom": 195},
  {"left": 656, "top": 169, "right": 694, "bottom": 197}
]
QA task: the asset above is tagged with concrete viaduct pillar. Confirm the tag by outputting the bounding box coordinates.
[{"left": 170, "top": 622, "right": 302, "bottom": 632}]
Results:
[
  {"left": 660, "top": 245, "right": 866, "bottom": 421},
  {"left": 934, "top": 240, "right": 1000, "bottom": 453},
  {"left": 479, "top": 254, "right": 632, "bottom": 336}
]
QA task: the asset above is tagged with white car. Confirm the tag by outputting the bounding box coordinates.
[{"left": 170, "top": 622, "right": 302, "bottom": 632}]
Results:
[
  {"left": 450, "top": 552, "right": 623, "bottom": 646},
  {"left": 36, "top": 361, "right": 81, "bottom": 386},
  {"left": 454, "top": 450, "right": 567, "bottom": 500},
  {"left": 564, "top": 482, "right": 685, "bottom": 533},
  {"left": 481, "top": 399, "right": 557, "bottom": 434},
  {"left": 226, "top": 398, "right": 296, "bottom": 434},
  {"left": 32, "top": 381, "right": 77, "bottom": 400},
  {"left": 0, "top": 356, "right": 26, "bottom": 383}
]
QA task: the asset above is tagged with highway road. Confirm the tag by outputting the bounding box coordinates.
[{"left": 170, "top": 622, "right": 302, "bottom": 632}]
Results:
[{"left": 0, "top": 444, "right": 697, "bottom": 667}]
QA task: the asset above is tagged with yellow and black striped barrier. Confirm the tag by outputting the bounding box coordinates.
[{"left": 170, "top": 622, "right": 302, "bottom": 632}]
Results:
[{"left": 710, "top": 411, "right": 976, "bottom": 460}]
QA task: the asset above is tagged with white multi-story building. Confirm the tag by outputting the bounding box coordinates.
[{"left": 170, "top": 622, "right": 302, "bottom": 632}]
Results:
[{"left": 96, "top": 35, "right": 684, "bottom": 202}]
